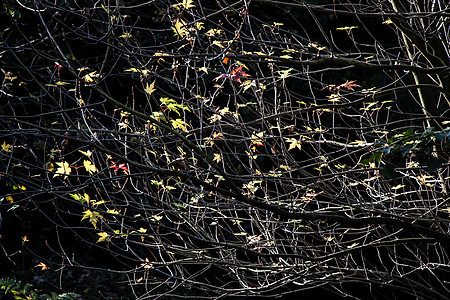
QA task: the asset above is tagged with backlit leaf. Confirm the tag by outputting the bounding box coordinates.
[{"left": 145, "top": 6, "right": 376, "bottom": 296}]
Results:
[
  {"left": 172, "top": 18, "right": 186, "bottom": 37},
  {"left": 97, "top": 232, "right": 109, "bottom": 243},
  {"left": 81, "top": 209, "right": 102, "bottom": 228},
  {"left": 144, "top": 80, "right": 156, "bottom": 96},
  {"left": 1, "top": 141, "right": 12, "bottom": 152},
  {"left": 54, "top": 161, "right": 72, "bottom": 179},
  {"left": 83, "top": 160, "right": 98, "bottom": 175}
]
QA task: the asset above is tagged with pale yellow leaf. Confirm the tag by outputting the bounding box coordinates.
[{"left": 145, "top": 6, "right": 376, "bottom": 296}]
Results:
[
  {"left": 54, "top": 161, "right": 71, "bottom": 179},
  {"left": 213, "top": 153, "right": 221, "bottom": 163},
  {"left": 83, "top": 160, "right": 98, "bottom": 175},
  {"left": 145, "top": 80, "right": 156, "bottom": 96}
]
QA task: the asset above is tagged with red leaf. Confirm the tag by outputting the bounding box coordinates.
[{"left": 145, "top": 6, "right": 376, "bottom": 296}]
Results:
[
  {"left": 339, "top": 80, "right": 360, "bottom": 91},
  {"left": 109, "top": 161, "right": 129, "bottom": 174}
]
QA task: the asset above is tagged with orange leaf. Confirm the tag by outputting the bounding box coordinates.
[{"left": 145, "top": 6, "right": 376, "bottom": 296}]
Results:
[
  {"left": 35, "top": 262, "right": 48, "bottom": 270},
  {"left": 339, "top": 80, "right": 360, "bottom": 91}
]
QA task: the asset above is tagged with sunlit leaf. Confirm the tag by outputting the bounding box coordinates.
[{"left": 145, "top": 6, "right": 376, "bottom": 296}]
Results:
[
  {"left": 79, "top": 150, "right": 93, "bottom": 157},
  {"left": 81, "top": 209, "right": 102, "bottom": 228},
  {"left": 285, "top": 138, "right": 302, "bottom": 151},
  {"left": 340, "top": 80, "right": 360, "bottom": 91},
  {"left": 1, "top": 141, "right": 12, "bottom": 152},
  {"left": 391, "top": 184, "right": 405, "bottom": 190},
  {"left": 277, "top": 68, "right": 293, "bottom": 80},
  {"left": 6, "top": 195, "right": 14, "bottom": 203},
  {"left": 213, "top": 153, "right": 222, "bottom": 163},
  {"left": 54, "top": 161, "right": 72, "bottom": 179},
  {"left": 97, "top": 232, "right": 109, "bottom": 243},
  {"left": 119, "top": 32, "right": 132, "bottom": 39},
  {"left": 35, "top": 262, "right": 48, "bottom": 270},
  {"left": 171, "top": 119, "right": 190, "bottom": 132},
  {"left": 172, "top": 18, "right": 187, "bottom": 37},
  {"left": 144, "top": 80, "right": 156, "bottom": 96},
  {"left": 83, "top": 160, "right": 98, "bottom": 175}
]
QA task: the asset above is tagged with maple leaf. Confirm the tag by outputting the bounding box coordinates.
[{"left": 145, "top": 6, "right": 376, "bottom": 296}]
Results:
[
  {"left": 339, "top": 80, "right": 360, "bottom": 91},
  {"left": 35, "top": 262, "right": 48, "bottom": 270},
  {"left": 97, "top": 232, "right": 109, "bottom": 243},
  {"left": 181, "top": 0, "right": 195, "bottom": 9},
  {"left": 213, "top": 153, "right": 222, "bottom": 163},
  {"left": 285, "top": 138, "right": 302, "bottom": 151},
  {"left": 83, "top": 160, "right": 98, "bottom": 175},
  {"left": 69, "top": 193, "right": 90, "bottom": 204},
  {"left": 172, "top": 0, "right": 196, "bottom": 10},
  {"left": 144, "top": 80, "right": 156, "bottom": 96},
  {"left": 54, "top": 161, "right": 72, "bottom": 179},
  {"left": 1, "top": 141, "right": 12, "bottom": 152},
  {"left": 171, "top": 119, "right": 190, "bottom": 132},
  {"left": 172, "top": 18, "right": 187, "bottom": 37},
  {"left": 110, "top": 161, "right": 129, "bottom": 174},
  {"left": 81, "top": 209, "right": 102, "bottom": 228},
  {"left": 230, "top": 65, "right": 250, "bottom": 83}
]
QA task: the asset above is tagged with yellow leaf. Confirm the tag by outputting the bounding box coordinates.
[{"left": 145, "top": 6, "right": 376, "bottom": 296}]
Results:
[
  {"left": 172, "top": 0, "right": 196, "bottom": 10},
  {"left": 138, "top": 227, "right": 148, "bottom": 233},
  {"left": 144, "top": 80, "right": 156, "bottom": 96},
  {"left": 22, "top": 236, "right": 29, "bottom": 243},
  {"left": 107, "top": 209, "right": 120, "bottom": 215},
  {"left": 171, "top": 119, "right": 190, "bottom": 132},
  {"left": 83, "top": 71, "right": 100, "bottom": 82},
  {"left": 277, "top": 68, "right": 293, "bottom": 80},
  {"left": 79, "top": 150, "right": 93, "bottom": 157},
  {"left": 54, "top": 161, "right": 72, "bottom": 179},
  {"left": 391, "top": 184, "right": 405, "bottom": 190},
  {"left": 55, "top": 81, "right": 70, "bottom": 86},
  {"left": 199, "top": 67, "right": 208, "bottom": 74},
  {"left": 172, "top": 18, "right": 186, "bottom": 37},
  {"left": 83, "top": 160, "right": 98, "bottom": 175},
  {"left": 151, "top": 215, "right": 163, "bottom": 222},
  {"left": 1, "top": 141, "right": 12, "bottom": 152},
  {"left": 182, "top": 0, "right": 195, "bottom": 9},
  {"left": 6, "top": 195, "right": 13, "bottom": 203},
  {"left": 286, "top": 138, "right": 302, "bottom": 151},
  {"left": 213, "top": 153, "right": 221, "bottom": 163},
  {"left": 81, "top": 210, "right": 102, "bottom": 228},
  {"left": 97, "top": 232, "right": 109, "bottom": 243},
  {"left": 13, "top": 184, "right": 26, "bottom": 191},
  {"left": 124, "top": 68, "right": 150, "bottom": 76},
  {"left": 119, "top": 33, "right": 132, "bottom": 39}
]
